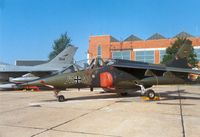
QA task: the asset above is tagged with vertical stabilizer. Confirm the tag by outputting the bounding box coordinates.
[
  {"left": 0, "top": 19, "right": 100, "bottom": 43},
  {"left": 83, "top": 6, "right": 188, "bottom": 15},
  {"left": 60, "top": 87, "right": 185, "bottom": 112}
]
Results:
[
  {"left": 166, "top": 41, "right": 193, "bottom": 68},
  {"left": 48, "top": 46, "right": 78, "bottom": 65}
]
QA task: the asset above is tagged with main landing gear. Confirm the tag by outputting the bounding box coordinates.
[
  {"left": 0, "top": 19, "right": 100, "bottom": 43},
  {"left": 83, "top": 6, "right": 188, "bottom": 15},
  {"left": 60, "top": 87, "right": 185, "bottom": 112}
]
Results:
[
  {"left": 54, "top": 90, "right": 65, "bottom": 102},
  {"left": 145, "top": 89, "right": 156, "bottom": 100},
  {"left": 138, "top": 85, "right": 157, "bottom": 100}
]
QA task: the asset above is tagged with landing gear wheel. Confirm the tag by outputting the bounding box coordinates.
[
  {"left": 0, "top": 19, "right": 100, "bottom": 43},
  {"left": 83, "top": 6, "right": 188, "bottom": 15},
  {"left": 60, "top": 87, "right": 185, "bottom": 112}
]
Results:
[
  {"left": 57, "top": 95, "right": 65, "bottom": 102},
  {"left": 90, "top": 87, "right": 93, "bottom": 92},
  {"left": 145, "top": 89, "right": 156, "bottom": 100}
]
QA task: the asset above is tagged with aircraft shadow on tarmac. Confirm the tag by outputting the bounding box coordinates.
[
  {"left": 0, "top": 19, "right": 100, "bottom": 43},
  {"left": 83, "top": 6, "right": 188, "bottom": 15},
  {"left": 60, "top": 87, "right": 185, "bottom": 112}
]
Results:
[
  {"left": 40, "top": 92, "right": 141, "bottom": 102},
  {"left": 158, "top": 90, "right": 200, "bottom": 101},
  {"left": 39, "top": 89, "right": 200, "bottom": 103}
]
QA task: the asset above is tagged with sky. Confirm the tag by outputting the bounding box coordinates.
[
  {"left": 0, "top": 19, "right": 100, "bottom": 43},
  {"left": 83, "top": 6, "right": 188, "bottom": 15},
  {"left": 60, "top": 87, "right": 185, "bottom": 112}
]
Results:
[{"left": 0, "top": 0, "right": 200, "bottom": 64}]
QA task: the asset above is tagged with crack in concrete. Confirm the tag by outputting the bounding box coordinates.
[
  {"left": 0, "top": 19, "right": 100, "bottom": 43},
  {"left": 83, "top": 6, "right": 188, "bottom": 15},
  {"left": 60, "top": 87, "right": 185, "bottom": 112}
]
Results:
[
  {"left": 53, "top": 129, "right": 121, "bottom": 137},
  {"left": 30, "top": 101, "right": 118, "bottom": 137},
  {"left": 0, "top": 123, "right": 121, "bottom": 137},
  {"left": 178, "top": 87, "right": 186, "bottom": 137},
  {"left": 0, "top": 124, "right": 46, "bottom": 130}
]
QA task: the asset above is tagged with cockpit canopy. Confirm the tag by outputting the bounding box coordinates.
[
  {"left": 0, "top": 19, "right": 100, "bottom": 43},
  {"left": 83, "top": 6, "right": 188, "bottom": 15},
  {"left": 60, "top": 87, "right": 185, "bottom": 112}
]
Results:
[
  {"left": 74, "top": 57, "right": 116, "bottom": 70},
  {"left": 60, "top": 57, "right": 117, "bottom": 74},
  {"left": 88, "top": 57, "right": 105, "bottom": 69}
]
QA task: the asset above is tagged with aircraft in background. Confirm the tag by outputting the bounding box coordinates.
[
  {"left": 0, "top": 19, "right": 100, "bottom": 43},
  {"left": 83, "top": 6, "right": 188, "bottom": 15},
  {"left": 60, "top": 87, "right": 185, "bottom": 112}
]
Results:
[
  {"left": 23, "top": 42, "right": 200, "bottom": 102},
  {"left": 0, "top": 46, "right": 78, "bottom": 90}
]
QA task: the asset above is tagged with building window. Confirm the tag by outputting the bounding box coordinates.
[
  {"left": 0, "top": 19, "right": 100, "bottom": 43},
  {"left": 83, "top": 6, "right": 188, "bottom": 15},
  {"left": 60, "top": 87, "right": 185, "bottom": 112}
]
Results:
[
  {"left": 97, "top": 46, "right": 102, "bottom": 57},
  {"left": 195, "top": 48, "right": 200, "bottom": 61},
  {"left": 135, "top": 50, "right": 154, "bottom": 63},
  {"left": 112, "top": 50, "right": 131, "bottom": 60},
  {"left": 159, "top": 50, "right": 166, "bottom": 63}
]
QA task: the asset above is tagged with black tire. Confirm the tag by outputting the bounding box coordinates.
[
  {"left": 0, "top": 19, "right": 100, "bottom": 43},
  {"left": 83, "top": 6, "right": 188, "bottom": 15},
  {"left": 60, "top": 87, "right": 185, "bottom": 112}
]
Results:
[
  {"left": 145, "top": 89, "right": 156, "bottom": 100},
  {"left": 90, "top": 87, "right": 93, "bottom": 92},
  {"left": 58, "top": 95, "right": 65, "bottom": 102}
]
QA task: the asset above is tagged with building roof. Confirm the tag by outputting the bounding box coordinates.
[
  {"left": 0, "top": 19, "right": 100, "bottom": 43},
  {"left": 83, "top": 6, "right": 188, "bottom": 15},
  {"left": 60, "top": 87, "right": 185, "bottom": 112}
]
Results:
[
  {"left": 124, "top": 35, "right": 142, "bottom": 41},
  {"left": 110, "top": 36, "right": 119, "bottom": 42},
  {"left": 173, "top": 32, "right": 194, "bottom": 38},
  {"left": 147, "top": 33, "right": 166, "bottom": 40}
]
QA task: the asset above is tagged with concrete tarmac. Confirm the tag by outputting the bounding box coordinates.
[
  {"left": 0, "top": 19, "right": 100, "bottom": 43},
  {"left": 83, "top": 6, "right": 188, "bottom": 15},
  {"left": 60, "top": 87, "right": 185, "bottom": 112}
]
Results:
[{"left": 0, "top": 85, "right": 200, "bottom": 137}]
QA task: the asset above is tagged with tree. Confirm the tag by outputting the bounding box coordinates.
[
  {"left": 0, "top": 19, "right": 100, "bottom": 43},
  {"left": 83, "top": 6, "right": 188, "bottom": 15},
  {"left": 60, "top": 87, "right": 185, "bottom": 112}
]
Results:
[
  {"left": 48, "top": 32, "right": 72, "bottom": 60},
  {"left": 161, "top": 37, "right": 198, "bottom": 68}
]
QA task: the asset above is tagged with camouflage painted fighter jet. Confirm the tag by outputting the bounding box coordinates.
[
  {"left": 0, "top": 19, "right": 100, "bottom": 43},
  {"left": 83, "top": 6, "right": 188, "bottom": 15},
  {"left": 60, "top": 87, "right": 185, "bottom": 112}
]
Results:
[{"left": 23, "top": 43, "right": 200, "bottom": 102}]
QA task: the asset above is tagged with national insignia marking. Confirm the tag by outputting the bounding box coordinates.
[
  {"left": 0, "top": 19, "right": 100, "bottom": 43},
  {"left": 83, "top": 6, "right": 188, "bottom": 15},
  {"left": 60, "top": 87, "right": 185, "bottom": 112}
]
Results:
[{"left": 74, "top": 76, "right": 81, "bottom": 84}]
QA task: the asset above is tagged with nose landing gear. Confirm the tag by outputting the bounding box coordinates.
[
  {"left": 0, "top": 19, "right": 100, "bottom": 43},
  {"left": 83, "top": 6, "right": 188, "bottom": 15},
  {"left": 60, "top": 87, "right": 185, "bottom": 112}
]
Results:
[
  {"left": 54, "top": 90, "right": 66, "bottom": 102},
  {"left": 57, "top": 95, "right": 65, "bottom": 102}
]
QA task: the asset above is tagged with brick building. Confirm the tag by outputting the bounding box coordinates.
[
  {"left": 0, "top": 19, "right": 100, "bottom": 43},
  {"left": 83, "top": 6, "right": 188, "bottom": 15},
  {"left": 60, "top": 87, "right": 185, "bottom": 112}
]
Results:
[{"left": 88, "top": 32, "right": 200, "bottom": 64}]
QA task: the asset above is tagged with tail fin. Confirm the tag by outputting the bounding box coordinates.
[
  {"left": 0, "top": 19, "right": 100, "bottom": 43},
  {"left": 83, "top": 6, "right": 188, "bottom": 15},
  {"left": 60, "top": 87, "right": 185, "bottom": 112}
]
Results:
[
  {"left": 48, "top": 46, "right": 78, "bottom": 65},
  {"left": 166, "top": 41, "right": 193, "bottom": 68}
]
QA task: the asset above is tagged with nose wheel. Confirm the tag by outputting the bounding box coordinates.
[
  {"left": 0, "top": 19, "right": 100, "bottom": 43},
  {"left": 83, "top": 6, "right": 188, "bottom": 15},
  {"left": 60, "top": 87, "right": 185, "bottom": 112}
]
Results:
[
  {"left": 54, "top": 90, "right": 66, "bottom": 102},
  {"left": 57, "top": 95, "right": 65, "bottom": 102}
]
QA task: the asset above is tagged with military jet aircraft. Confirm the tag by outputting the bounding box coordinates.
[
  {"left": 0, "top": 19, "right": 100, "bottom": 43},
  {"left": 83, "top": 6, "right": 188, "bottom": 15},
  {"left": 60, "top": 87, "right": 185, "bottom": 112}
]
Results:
[
  {"left": 23, "top": 43, "right": 200, "bottom": 102},
  {"left": 0, "top": 46, "right": 77, "bottom": 90}
]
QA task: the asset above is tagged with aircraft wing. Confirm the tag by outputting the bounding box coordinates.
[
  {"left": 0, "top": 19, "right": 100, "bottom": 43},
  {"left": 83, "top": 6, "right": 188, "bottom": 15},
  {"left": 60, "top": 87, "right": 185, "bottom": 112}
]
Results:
[
  {"left": 0, "top": 70, "right": 56, "bottom": 74},
  {"left": 26, "top": 71, "right": 55, "bottom": 77},
  {"left": 112, "top": 62, "right": 200, "bottom": 75}
]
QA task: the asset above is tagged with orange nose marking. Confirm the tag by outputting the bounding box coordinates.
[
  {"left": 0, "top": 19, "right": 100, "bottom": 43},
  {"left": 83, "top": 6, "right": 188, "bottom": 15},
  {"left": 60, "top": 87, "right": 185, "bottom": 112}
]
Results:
[{"left": 100, "top": 72, "right": 113, "bottom": 88}]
